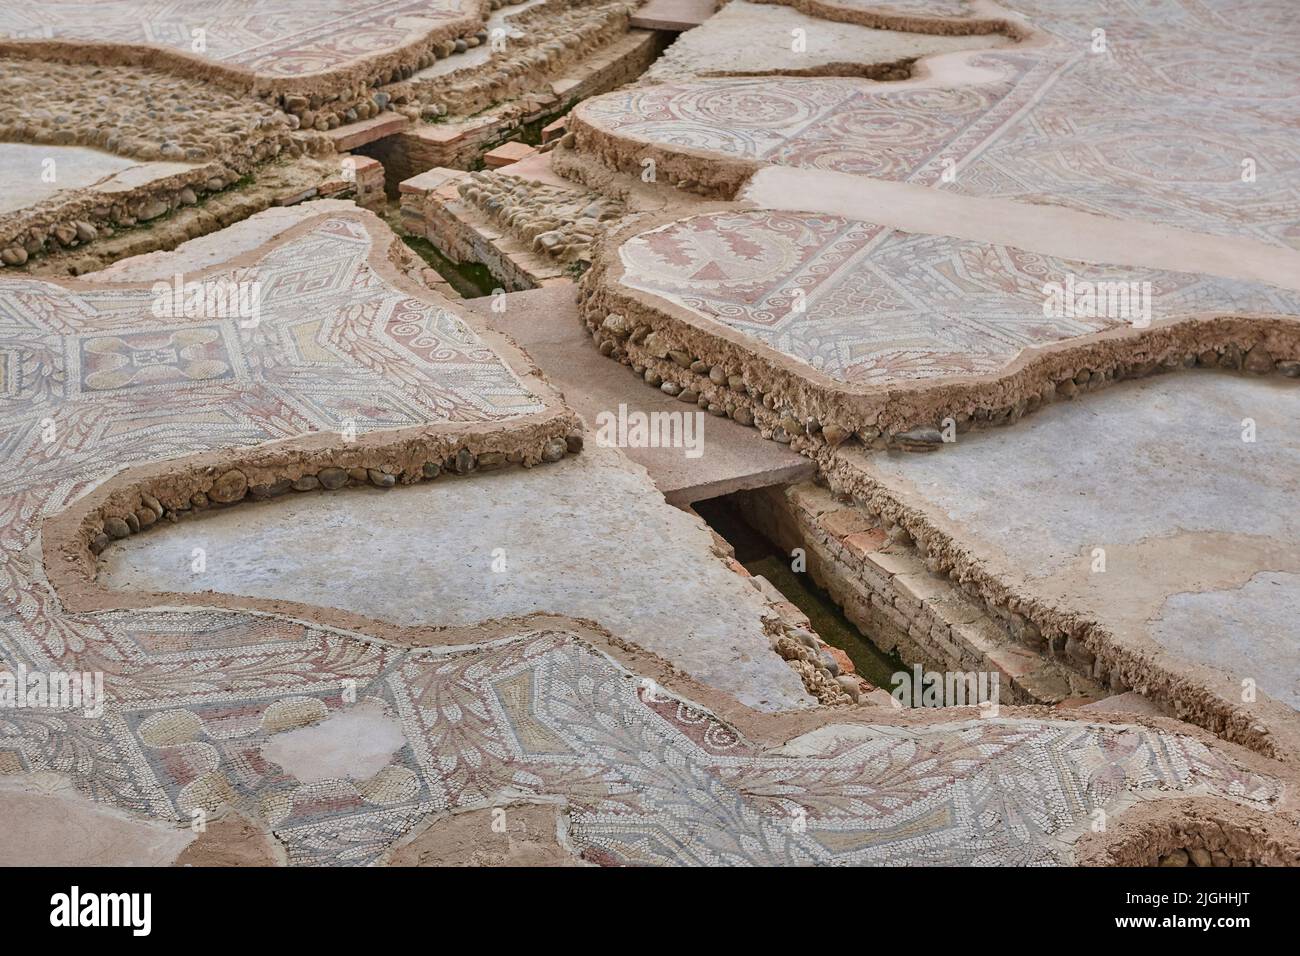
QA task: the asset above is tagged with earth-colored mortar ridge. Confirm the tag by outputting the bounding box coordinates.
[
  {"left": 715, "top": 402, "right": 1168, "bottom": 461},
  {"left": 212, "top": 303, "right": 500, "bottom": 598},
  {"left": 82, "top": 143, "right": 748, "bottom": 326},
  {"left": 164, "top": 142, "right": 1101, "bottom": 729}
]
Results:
[
  {"left": 1073, "top": 798, "right": 1300, "bottom": 867},
  {"left": 748, "top": 0, "right": 1025, "bottom": 37},
  {"left": 66, "top": 424, "right": 582, "bottom": 575},
  {"left": 563, "top": 116, "right": 757, "bottom": 198},
  {"left": 14, "top": 157, "right": 369, "bottom": 277}
]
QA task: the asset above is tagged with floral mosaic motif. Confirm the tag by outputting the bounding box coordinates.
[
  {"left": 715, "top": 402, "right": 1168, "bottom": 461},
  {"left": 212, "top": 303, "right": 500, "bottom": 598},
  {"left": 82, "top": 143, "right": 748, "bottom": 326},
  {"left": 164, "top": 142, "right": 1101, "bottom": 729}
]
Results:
[
  {"left": 580, "top": 0, "right": 1300, "bottom": 247},
  {"left": 0, "top": 0, "right": 472, "bottom": 78},
  {"left": 3, "top": 614, "right": 1280, "bottom": 867},
  {"left": 619, "top": 210, "right": 1300, "bottom": 384},
  {"left": 0, "top": 219, "right": 1284, "bottom": 863},
  {"left": 77, "top": 325, "right": 240, "bottom": 393}
]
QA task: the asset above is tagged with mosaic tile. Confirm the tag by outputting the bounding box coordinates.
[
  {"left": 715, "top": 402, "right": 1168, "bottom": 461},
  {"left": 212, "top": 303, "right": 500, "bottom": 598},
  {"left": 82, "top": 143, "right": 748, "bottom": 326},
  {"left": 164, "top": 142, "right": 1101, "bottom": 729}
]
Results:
[
  {"left": 578, "top": 0, "right": 1300, "bottom": 246},
  {"left": 0, "top": 0, "right": 473, "bottom": 78},
  {"left": 618, "top": 209, "right": 1300, "bottom": 384}
]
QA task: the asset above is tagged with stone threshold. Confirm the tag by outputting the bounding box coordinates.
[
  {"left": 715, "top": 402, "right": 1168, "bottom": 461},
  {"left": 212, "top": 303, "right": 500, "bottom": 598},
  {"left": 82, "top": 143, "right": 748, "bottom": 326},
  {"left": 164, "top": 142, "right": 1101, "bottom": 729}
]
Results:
[{"left": 325, "top": 113, "right": 411, "bottom": 152}]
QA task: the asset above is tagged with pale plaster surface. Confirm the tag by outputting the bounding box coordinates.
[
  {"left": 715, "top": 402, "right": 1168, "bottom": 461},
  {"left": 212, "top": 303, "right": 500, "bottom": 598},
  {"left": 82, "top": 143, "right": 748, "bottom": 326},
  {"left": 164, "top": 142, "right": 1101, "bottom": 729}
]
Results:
[
  {"left": 98, "top": 444, "right": 815, "bottom": 711},
  {"left": 741, "top": 166, "right": 1300, "bottom": 293},
  {"left": 1152, "top": 572, "right": 1300, "bottom": 710},
  {"left": 0, "top": 142, "right": 193, "bottom": 215},
  {"left": 466, "top": 285, "right": 815, "bottom": 504},
  {"left": 861, "top": 372, "right": 1300, "bottom": 712},
  {"left": 260, "top": 700, "right": 409, "bottom": 784},
  {"left": 644, "top": 1, "right": 1008, "bottom": 84}
]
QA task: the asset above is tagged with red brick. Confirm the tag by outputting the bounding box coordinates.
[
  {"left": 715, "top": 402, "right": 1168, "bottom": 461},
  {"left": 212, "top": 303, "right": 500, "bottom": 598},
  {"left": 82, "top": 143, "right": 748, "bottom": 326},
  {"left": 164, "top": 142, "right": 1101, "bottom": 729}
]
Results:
[
  {"left": 842, "top": 528, "right": 887, "bottom": 559},
  {"left": 484, "top": 141, "right": 538, "bottom": 168}
]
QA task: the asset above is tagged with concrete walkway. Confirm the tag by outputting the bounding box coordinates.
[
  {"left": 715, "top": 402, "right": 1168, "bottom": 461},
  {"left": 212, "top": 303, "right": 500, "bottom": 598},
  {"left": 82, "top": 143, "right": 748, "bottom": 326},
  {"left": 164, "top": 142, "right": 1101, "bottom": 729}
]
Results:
[
  {"left": 630, "top": 0, "right": 717, "bottom": 31},
  {"left": 466, "top": 285, "right": 814, "bottom": 505}
]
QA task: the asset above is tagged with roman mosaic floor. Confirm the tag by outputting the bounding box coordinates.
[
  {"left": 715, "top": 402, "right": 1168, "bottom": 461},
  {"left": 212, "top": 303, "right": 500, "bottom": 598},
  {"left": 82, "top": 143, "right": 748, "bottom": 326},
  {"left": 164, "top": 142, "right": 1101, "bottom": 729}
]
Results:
[
  {"left": 575, "top": 0, "right": 1300, "bottom": 246},
  {"left": 1, "top": 0, "right": 1298, "bottom": 869},
  {"left": 570, "top": 0, "right": 1300, "bottom": 791},
  {"left": 576, "top": 0, "right": 1300, "bottom": 427},
  {"left": 614, "top": 210, "right": 1300, "bottom": 385},
  {"left": 0, "top": 0, "right": 474, "bottom": 79},
  {"left": 2, "top": 206, "right": 1283, "bottom": 866}
]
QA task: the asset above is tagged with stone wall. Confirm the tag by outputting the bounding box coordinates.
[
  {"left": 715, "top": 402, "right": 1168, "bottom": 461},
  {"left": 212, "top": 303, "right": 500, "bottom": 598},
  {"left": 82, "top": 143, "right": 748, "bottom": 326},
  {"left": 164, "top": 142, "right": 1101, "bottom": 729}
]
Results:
[
  {"left": 362, "top": 30, "right": 660, "bottom": 184},
  {"left": 0, "top": 55, "right": 311, "bottom": 269},
  {"left": 733, "top": 481, "right": 1106, "bottom": 706},
  {"left": 457, "top": 169, "right": 622, "bottom": 265},
  {"left": 400, "top": 168, "right": 569, "bottom": 291},
  {"left": 319, "top": 155, "right": 388, "bottom": 211},
  {"left": 403, "top": 0, "right": 639, "bottom": 119}
]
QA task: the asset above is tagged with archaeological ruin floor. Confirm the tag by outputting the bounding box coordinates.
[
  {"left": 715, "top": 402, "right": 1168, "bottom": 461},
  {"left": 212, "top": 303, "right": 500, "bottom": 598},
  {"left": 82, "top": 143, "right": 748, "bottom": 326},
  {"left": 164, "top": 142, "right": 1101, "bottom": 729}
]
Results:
[{"left": 0, "top": 0, "right": 1297, "bottom": 881}]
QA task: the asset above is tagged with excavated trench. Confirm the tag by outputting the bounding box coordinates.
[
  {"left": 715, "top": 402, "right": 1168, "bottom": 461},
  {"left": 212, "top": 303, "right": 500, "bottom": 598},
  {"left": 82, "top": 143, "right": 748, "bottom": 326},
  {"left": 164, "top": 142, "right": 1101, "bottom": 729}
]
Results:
[
  {"left": 694, "top": 479, "right": 1134, "bottom": 718},
  {"left": 694, "top": 492, "right": 907, "bottom": 690},
  {"left": 382, "top": 200, "right": 500, "bottom": 297}
]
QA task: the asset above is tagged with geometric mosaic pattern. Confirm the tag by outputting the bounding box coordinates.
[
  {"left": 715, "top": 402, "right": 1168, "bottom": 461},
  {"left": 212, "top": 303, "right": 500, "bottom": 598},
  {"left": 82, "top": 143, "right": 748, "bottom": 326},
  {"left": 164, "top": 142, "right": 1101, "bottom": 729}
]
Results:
[
  {"left": 0, "top": 214, "right": 542, "bottom": 671},
  {"left": 581, "top": 73, "right": 1015, "bottom": 181},
  {"left": 0, "top": 220, "right": 543, "bottom": 542},
  {"left": 0, "top": 0, "right": 471, "bottom": 78},
  {"left": 3, "top": 217, "right": 541, "bottom": 462},
  {"left": 1, "top": 621, "right": 1283, "bottom": 866},
  {"left": 619, "top": 210, "right": 1300, "bottom": 383},
  {"left": 0, "top": 213, "right": 1282, "bottom": 864},
  {"left": 0, "top": 211, "right": 552, "bottom": 865},
  {"left": 579, "top": 0, "right": 1300, "bottom": 247}
]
